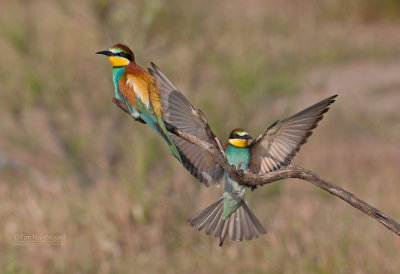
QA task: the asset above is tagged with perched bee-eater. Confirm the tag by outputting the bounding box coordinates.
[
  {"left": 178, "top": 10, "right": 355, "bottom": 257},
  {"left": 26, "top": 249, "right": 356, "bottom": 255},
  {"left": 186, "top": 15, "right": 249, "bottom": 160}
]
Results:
[
  {"left": 149, "top": 63, "right": 336, "bottom": 245},
  {"left": 97, "top": 44, "right": 182, "bottom": 162}
]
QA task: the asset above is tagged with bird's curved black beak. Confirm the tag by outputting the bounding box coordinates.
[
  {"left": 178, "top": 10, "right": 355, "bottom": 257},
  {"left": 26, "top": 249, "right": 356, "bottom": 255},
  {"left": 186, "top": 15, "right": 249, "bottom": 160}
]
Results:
[
  {"left": 96, "top": 50, "right": 113, "bottom": 56},
  {"left": 242, "top": 133, "right": 253, "bottom": 140}
]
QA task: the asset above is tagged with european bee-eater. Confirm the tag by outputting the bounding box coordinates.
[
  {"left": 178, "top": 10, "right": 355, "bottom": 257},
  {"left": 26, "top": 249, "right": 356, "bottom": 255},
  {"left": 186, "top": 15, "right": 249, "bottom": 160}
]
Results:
[
  {"left": 97, "top": 44, "right": 182, "bottom": 162},
  {"left": 149, "top": 63, "right": 336, "bottom": 245},
  {"left": 189, "top": 128, "right": 266, "bottom": 246}
]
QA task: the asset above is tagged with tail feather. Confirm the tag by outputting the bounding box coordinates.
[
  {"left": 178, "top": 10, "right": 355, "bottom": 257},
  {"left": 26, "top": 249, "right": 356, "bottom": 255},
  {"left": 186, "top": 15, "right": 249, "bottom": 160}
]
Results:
[
  {"left": 205, "top": 203, "right": 225, "bottom": 235},
  {"left": 242, "top": 202, "right": 266, "bottom": 237},
  {"left": 141, "top": 113, "right": 182, "bottom": 162},
  {"left": 189, "top": 198, "right": 224, "bottom": 232},
  {"left": 188, "top": 197, "right": 266, "bottom": 246},
  {"left": 213, "top": 213, "right": 225, "bottom": 238},
  {"left": 156, "top": 116, "right": 182, "bottom": 163},
  {"left": 239, "top": 206, "right": 251, "bottom": 240}
]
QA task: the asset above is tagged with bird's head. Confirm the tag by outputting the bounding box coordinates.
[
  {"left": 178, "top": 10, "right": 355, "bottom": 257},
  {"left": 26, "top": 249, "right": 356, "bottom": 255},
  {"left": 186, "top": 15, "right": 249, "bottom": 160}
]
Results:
[
  {"left": 228, "top": 128, "right": 253, "bottom": 148},
  {"left": 96, "top": 44, "right": 134, "bottom": 68}
]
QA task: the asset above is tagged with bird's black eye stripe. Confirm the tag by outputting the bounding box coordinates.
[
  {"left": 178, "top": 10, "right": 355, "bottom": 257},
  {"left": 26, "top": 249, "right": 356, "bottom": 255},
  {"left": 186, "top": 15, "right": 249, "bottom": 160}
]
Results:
[{"left": 116, "top": 52, "right": 132, "bottom": 61}]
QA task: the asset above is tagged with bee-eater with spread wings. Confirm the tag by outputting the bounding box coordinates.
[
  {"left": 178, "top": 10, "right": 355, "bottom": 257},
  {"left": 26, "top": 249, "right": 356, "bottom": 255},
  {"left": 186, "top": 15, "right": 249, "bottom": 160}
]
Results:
[
  {"left": 97, "top": 44, "right": 182, "bottom": 162},
  {"left": 149, "top": 63, "right": 336, "bottom": 246}
]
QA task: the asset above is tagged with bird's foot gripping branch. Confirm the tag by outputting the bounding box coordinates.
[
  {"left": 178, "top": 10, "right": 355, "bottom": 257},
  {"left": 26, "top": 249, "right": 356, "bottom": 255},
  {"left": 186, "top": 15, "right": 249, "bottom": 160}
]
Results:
[{"left": 112, "top": 98, "right": 400, "bottom": 238}]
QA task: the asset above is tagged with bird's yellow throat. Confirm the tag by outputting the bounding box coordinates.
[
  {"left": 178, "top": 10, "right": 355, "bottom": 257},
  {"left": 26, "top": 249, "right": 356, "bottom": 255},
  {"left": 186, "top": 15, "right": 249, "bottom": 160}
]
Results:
[
  {"left": 108, "top": 56, "right": 129, "bottom": 67},
  {"left": 228, "top": 139, "right": 249, "bottom": 148}
]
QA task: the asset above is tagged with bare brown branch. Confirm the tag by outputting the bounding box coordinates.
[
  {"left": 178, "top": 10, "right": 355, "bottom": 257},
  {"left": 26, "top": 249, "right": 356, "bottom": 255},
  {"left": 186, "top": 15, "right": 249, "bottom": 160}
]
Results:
[
  {"left": 112, "top": 98, "right": 400, "bottom": 237},
  {"left": 112, "top": 98, "right": 146, "bottom": 124}
]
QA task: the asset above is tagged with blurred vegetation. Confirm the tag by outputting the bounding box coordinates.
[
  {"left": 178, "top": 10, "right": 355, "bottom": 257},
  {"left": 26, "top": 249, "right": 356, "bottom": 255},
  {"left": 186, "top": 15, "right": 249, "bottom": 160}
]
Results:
[{"left": 1, "top": 0, "right": 400, "bottom": 273}]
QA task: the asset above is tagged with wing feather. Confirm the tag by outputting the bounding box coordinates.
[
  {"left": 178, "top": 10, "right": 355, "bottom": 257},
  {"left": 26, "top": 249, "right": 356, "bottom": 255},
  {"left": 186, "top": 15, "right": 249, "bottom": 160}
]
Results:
[
  {"left": 149, "top": 63, "right": 224, "bottom": 186},
  {"left": 249, "top": 95, "right": 337, "bottom": 174}
]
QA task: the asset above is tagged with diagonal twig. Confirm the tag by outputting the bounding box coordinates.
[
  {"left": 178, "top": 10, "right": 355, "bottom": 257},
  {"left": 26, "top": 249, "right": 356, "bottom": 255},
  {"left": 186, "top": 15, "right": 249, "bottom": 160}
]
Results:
[{"left": 112, "top": 98, "right": 400, "bottom": 238}]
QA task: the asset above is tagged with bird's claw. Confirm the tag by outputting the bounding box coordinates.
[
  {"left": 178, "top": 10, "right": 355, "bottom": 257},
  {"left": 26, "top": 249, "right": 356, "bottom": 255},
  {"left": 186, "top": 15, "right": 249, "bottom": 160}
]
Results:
[{"left": 237, "top": 168, "right": 245, "bottom": 177}]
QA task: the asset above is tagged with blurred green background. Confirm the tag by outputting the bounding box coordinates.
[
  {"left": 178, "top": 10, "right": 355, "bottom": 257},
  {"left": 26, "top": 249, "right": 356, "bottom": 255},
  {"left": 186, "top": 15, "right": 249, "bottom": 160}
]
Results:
[{"left": 1, "top": 0, "right": 400, "bottom": 273}]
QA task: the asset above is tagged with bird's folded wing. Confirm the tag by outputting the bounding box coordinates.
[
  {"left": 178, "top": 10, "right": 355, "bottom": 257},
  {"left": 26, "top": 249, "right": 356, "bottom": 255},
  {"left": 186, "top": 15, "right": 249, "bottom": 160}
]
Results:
[
  {"left": 149, "top": 63, "right": 224, "bottom": 186},
  {"left": 249, "top": 95, "right": 337, "bottom": 175}
]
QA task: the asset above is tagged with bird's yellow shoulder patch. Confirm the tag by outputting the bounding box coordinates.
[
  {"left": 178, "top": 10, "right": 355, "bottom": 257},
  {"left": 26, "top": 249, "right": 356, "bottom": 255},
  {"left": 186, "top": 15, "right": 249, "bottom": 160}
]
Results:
[
  {"left": 126, "top": 74, "right": 150, "bottom": 108},
  {"left": 228, "top": 139, "right": 249, "bottom": 148},
  {"left": 148, "top": 84, "right": 162, "bottom": 117},
  {"left": 108, "top": 56, "right": 129, "bottom": 67}
]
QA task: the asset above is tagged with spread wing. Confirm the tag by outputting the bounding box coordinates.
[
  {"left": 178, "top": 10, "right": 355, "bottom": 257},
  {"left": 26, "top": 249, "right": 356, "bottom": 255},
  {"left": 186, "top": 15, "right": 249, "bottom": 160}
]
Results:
[
  {"left": 249, "top": 95, "right": 337, "bottom": 174},
  {"left": 148, "top": 63, "right": 224, "bottom": 186}
]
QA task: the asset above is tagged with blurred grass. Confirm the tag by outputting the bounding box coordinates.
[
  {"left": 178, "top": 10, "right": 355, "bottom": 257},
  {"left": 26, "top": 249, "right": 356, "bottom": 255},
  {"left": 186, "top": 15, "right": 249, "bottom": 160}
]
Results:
[{"left": 1, "top": 0, "right": 400, "bottom": 273}]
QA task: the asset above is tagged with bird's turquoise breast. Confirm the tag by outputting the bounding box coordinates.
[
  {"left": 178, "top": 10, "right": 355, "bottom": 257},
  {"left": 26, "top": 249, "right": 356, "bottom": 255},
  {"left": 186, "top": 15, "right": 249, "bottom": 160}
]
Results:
[
  {"left": 222, "top": 144, "right": 250, "bottom": 219},
  {"left": 225, "top": 144, "right": 250, "bottom": 169},
  {"left": 112, "top": 67, "right": 125, "bottom": 100},
  {"left": 112, "top": 67, "right": 140, "bottom": 118}
]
